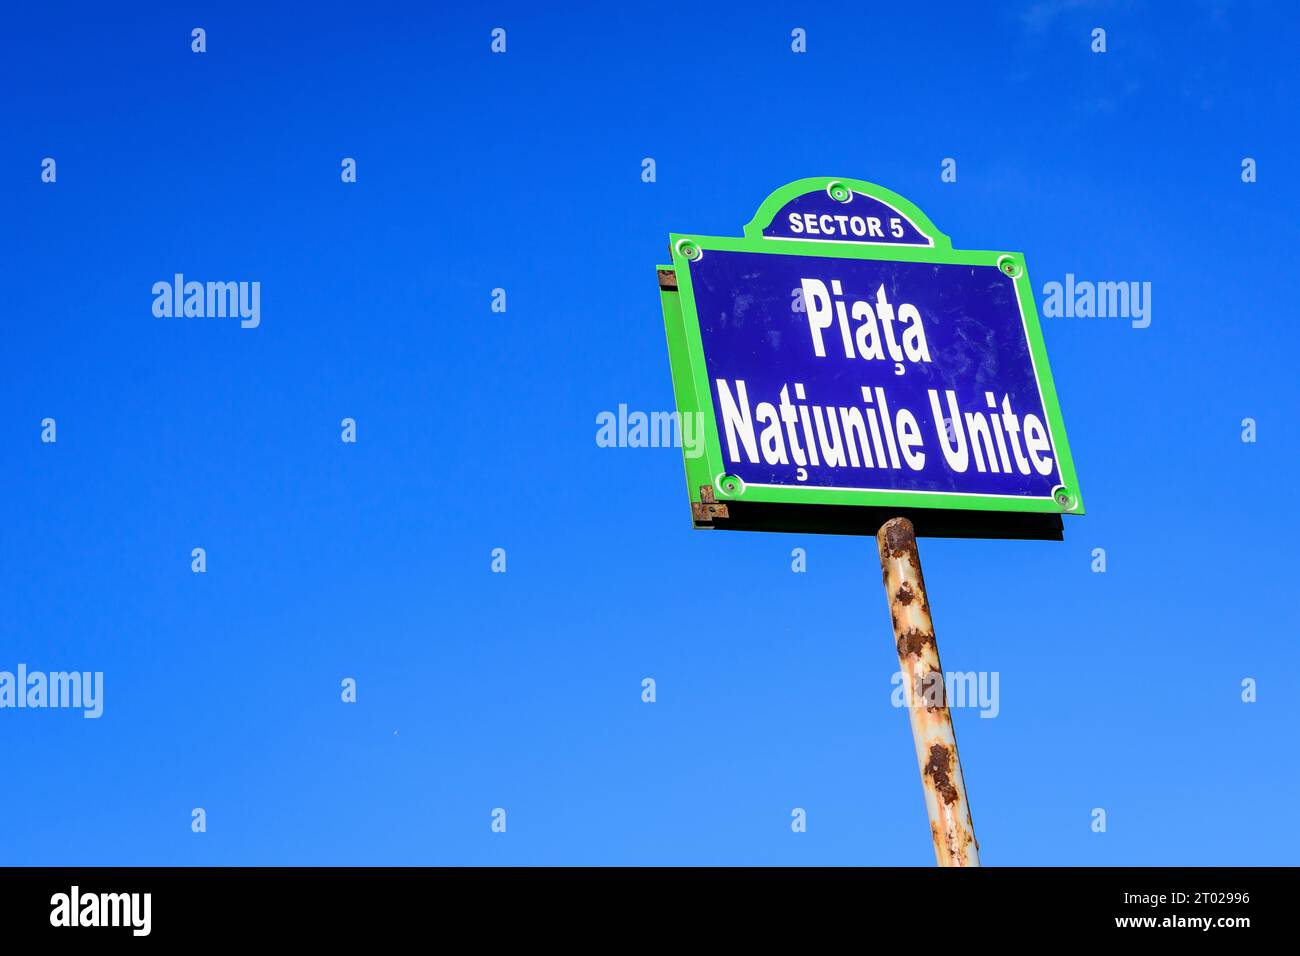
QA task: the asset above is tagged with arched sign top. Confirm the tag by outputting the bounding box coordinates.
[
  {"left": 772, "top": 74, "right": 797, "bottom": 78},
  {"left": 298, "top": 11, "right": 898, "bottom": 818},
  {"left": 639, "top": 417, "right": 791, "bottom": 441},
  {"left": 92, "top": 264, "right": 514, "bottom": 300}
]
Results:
[{"left": 743, "top": 177, "right": 951, "bottom": 250}]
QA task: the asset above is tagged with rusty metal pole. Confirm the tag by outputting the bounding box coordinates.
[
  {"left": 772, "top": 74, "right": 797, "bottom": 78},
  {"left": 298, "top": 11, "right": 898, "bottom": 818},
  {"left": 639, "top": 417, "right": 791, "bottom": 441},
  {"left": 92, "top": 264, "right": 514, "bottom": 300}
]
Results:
[{"left": 877, "top": 517, "right": 980, "bottom": 867}]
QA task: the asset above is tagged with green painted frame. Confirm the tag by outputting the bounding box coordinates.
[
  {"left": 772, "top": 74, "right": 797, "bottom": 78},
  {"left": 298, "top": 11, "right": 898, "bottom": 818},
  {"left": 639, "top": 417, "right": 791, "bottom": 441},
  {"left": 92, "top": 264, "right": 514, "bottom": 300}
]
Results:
[{"left": 658, "top": 177, "right": 1083, "bottom": 526}]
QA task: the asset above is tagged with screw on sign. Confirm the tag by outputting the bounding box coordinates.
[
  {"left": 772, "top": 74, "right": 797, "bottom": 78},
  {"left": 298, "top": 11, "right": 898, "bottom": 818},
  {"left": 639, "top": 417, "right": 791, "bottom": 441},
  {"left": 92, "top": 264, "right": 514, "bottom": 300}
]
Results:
[{"left": 655, "top": 178, "right": 1083, "bottom": 865}]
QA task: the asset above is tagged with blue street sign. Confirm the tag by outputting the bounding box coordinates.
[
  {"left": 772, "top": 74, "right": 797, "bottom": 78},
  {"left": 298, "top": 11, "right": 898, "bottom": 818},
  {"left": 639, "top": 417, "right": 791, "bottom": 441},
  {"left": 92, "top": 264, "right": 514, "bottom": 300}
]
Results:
[{"left": 659, "top": 178, "right": 1082, "bottom": 529}]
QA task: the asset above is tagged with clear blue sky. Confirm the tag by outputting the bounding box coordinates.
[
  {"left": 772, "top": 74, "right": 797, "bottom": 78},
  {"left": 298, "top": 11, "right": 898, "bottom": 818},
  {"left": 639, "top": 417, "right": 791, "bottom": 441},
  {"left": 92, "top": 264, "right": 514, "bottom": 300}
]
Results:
[{"left": 2, "top": 1, "right": 1296, "bottom": 865}]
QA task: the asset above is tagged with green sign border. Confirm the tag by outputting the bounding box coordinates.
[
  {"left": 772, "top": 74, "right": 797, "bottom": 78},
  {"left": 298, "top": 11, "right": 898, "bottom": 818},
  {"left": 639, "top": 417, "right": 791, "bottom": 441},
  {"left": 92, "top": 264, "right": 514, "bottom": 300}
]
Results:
[{"left": 658, "top": 177, "right": 1084, "bottom": 524}]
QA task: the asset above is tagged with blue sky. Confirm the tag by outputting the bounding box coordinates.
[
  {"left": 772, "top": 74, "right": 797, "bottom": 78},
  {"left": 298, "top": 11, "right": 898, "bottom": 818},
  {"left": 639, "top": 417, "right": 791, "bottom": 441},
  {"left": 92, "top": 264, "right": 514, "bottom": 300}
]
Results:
[{"left": 2, "top": 1, "right": 1296, "bottom": 865}]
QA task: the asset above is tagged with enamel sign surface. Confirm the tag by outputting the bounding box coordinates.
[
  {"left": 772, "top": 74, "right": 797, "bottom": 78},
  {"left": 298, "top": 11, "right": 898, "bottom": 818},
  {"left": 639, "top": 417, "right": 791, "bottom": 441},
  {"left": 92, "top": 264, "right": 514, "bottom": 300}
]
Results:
[{"left": 657, "top": 178, "right": 1082, "bottom": 537}]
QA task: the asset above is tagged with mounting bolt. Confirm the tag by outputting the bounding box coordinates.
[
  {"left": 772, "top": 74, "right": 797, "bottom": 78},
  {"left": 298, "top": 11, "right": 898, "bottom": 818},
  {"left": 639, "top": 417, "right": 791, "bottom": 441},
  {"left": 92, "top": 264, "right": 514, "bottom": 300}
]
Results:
[
  {"left": 826, "top": 181, "right": 852, "bottom": 203},
  {"left": 1052, "top": 485, "right": 1077, "bottom": 511}
]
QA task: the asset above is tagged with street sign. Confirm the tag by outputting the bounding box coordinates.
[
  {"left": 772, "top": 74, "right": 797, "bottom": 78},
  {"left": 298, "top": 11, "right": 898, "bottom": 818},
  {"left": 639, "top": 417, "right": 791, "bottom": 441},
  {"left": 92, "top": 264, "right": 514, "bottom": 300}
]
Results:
[{"left": 657, "top": 177, "right": 1082, "bottom": 539}]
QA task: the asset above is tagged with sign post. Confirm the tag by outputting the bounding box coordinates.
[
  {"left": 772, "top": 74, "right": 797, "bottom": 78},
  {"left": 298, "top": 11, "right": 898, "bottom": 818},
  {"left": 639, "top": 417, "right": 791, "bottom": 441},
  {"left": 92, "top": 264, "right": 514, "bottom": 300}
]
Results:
[
  {"left": 877, "top": 516, "right": 978, "bottom": 866},
  {"left": 656, "top": 178, "right": 1083, "bottom": 864}
]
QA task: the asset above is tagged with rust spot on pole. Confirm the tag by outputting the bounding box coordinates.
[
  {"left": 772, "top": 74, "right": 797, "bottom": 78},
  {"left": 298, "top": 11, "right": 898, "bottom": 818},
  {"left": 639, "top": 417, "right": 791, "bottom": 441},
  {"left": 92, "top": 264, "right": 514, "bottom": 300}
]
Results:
[
  {"left": 896, "top": 627, "right": 934, "bottom": 658},
  {"left": 924, "top": 743, "right": 960, "bottom": 805},
  {"left": 917, "top": 671, "right": 947, "bottom": 712},
  {"left": 876, "top": 517, "right": 980, "bottom": 867}
]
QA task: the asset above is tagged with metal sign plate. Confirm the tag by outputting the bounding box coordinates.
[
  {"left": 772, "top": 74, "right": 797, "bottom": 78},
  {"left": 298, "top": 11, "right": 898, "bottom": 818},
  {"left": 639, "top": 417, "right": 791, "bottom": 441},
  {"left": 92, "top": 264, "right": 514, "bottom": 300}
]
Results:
[{"left": 658, "top": 178, "right": 1082, "bottom": 537}]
